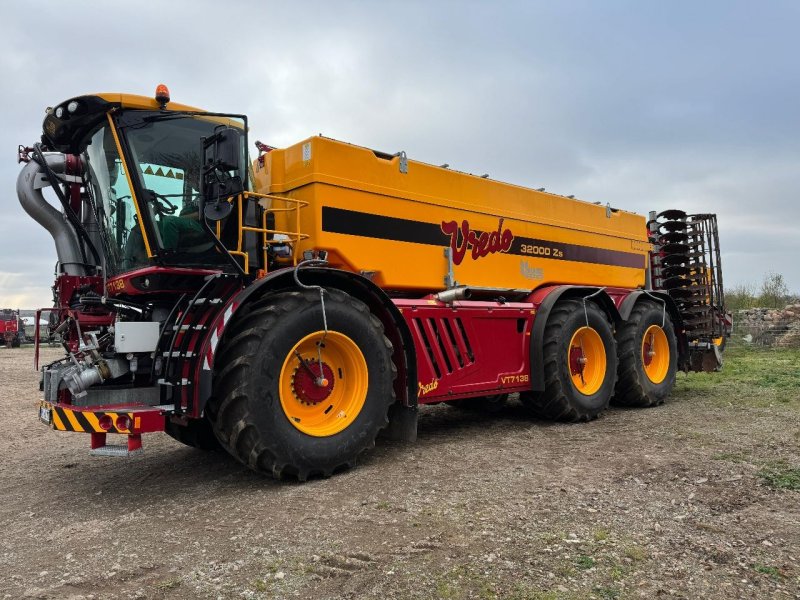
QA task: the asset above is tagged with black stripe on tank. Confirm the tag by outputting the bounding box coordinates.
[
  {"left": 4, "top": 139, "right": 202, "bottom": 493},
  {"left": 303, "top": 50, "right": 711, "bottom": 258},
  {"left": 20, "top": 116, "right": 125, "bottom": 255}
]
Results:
[{"left": 321, "top": 206, "right": 645, "bottom": 269}]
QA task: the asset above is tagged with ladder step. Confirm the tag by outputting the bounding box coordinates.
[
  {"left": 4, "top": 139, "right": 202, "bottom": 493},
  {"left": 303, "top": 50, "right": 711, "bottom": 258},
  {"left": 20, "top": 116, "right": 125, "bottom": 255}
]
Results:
[
  {"left": 191, "top": 297, "right": 223, "bottom": 306},
  {"left": 90, "top": 445, "right": 143, "bottom": 457},
  {"left": 158, "top": 378, "right": 191, "bottom": 387}
]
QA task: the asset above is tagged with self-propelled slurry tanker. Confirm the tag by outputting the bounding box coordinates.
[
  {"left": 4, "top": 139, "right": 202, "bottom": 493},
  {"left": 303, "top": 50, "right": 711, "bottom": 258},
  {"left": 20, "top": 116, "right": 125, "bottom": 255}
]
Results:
[{"left": 16, "top": 86, "right": 730, "bottom": 479}]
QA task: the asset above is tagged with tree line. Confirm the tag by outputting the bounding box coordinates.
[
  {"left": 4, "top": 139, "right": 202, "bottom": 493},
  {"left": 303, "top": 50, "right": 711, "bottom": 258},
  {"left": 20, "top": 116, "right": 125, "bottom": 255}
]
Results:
[{"left": 725, "top": 272, "right": 798, "bottom": 310}]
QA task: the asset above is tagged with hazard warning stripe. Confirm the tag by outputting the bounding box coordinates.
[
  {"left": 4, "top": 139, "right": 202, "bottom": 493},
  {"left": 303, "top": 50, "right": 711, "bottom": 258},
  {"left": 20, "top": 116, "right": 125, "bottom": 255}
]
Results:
[
  {"left": 45, "top": 404, "right": 132, "bottom": 433},
  {"left": 60, "top": 407, "right": 82, "bottom": 431},
  {"left": 51, "top": 408, "right": 66, "bottom": 430},
  {"left": 73, "top": 411, "right": 94, "bottom": 432},
  {"left": 83, "top": 412, "right": 101, "bottom": 430}
]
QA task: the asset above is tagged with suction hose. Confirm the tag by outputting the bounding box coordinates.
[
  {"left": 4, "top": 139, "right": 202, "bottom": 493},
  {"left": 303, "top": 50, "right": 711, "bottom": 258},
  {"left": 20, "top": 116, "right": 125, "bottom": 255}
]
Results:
[{"left": 17, "top": 153, "right": 87, "bottom": 276}]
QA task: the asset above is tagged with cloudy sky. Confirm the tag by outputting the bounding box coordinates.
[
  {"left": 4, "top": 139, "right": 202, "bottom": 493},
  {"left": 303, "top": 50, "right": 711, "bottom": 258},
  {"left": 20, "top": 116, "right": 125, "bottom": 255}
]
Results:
[{"left": 1, "top": 1, "right": 798, "bottom": 307}]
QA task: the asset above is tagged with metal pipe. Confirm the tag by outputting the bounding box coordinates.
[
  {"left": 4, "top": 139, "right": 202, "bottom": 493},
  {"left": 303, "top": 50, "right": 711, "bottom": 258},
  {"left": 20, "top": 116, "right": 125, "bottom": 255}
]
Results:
[
  {"left": 434, "top": 286, "right": 472, "bottom": 303},
  {"left": 17, "top": 153, "right": 86, "bottom": 276}
]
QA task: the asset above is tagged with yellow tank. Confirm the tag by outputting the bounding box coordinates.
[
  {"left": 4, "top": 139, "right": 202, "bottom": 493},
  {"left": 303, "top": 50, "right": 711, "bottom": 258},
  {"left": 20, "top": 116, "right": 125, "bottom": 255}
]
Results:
[{"left": 254, "top": 136, "right": 650, "bottom": 292}]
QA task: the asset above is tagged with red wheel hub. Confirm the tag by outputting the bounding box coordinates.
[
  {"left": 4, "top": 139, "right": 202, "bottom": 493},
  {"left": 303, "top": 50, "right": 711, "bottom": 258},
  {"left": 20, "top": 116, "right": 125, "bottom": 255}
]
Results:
[
  {"left": 569, "top": 346, "right": 586, "bottom": 377},
  {"left": 642, "top": 341, "right": 653, "bottom": 366},
  {"left": 292, "top": 361, "right": 335, "bottom": 405}
]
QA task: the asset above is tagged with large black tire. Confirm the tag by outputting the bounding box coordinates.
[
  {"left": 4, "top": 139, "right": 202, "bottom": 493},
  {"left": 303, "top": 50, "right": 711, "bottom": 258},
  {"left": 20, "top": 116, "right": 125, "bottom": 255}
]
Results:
[
  {"left": 164, "top": 417, "right": 221, "bottom": 451},
  {"left": 521, "top": 299, "right": 617, "bottom": 422},
  {"left": 612, "top": 301, "right": 677, "bottom": 407},
  {"left": 206, "top": 288, "right": 396, "bottom": 480}
]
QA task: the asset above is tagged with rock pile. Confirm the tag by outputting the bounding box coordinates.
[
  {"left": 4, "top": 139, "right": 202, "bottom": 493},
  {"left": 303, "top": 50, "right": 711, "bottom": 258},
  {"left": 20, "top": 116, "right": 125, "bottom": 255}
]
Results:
[{"left": 735, "top": 303, "right": 800, "bottom": 347}]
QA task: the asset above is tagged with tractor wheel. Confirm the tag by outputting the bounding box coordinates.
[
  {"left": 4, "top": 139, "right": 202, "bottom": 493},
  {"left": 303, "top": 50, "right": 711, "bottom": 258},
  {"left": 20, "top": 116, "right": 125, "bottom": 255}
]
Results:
[
  {"left": 448, "top": 394, "right": 508, "bottom": 413},
  {"left": 612, "top": 301, "right": 677, "bottom": 407},
  {"left": 521, "top": 299, "right": 617, "bottom": 421},
  {"left": 164, "top": 417, "right": 221, "bottom": 451},
  {"left": 207, "top": 289, "right": 395, "bottom": 480}
]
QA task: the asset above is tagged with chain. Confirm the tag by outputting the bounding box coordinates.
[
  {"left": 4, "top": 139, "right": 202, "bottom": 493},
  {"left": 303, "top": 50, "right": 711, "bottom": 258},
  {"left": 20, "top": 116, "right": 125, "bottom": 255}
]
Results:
[{"left": 293, "top": 259, "right": 329, "bottom": 382}]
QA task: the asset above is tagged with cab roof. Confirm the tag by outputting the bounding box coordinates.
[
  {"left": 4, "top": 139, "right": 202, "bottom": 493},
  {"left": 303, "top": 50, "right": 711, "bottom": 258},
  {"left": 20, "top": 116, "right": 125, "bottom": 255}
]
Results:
[{"left": 42, "top": 92, "right": 207, "bottom": 154}]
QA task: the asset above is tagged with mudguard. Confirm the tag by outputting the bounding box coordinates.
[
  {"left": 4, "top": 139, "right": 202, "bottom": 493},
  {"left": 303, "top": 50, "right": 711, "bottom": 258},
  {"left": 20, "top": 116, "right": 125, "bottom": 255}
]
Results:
[
  {"left": 527, "top": 285, "right": 622, "bottom": 393},
  {"left": 193, "top": 266, "right": 417, "bottom": 420}
]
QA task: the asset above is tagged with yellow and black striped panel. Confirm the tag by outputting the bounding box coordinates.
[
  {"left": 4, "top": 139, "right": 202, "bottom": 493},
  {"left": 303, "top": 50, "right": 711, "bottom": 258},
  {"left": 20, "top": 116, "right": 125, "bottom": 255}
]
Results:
[{"left": 41, "top": 402, "right": 134, "bottom": 434}]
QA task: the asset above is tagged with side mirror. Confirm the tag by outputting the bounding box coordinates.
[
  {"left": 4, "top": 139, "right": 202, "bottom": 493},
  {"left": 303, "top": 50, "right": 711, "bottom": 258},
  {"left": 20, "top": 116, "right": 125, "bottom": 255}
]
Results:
[
  {"left": 204, "top": 201, "right": 233, "bottom": 221},
  {"left": 203, "top": 126, "right": 242, "bottom": 171},
  {"left": 202, "top": 126, "right": 244, "bottom": 219}
]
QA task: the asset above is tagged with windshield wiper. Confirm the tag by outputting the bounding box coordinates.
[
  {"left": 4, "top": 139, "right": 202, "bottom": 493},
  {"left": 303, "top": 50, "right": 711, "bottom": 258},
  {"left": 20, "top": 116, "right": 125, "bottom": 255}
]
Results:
[{"left": 141, "top": 112, "right": 193, "bottom": 123}]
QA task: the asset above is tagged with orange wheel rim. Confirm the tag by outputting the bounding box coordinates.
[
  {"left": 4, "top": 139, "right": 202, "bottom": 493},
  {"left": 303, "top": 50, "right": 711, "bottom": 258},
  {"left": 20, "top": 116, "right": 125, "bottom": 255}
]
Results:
[
  {"left": 642, "top": 325, "right": 670, "bottom": 384},
  {"left": 568, "top": 326, "right": 606, "bottom": 396},
  {"left": 279, "top": 331, "right": 368, "bottom": 437}
]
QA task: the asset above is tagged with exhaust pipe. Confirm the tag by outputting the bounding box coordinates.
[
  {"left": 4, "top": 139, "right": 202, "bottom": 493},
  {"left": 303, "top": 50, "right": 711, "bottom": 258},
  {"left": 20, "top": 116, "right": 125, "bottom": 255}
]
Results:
[{"left": 17, "top": 153, "right": 86, "bottom": 276}]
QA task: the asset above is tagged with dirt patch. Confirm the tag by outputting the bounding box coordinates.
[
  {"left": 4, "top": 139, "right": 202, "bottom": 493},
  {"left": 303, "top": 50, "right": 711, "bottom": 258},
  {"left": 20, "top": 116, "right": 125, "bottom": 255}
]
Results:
[{"left": 1, "top": 346, "right": 799, "bottom": 599}]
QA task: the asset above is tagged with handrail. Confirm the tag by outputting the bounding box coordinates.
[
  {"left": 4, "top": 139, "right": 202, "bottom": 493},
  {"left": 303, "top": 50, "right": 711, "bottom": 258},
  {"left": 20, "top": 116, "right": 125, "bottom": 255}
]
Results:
[{"left": 213, "top": 191, "right": 309, "bottom": 275}]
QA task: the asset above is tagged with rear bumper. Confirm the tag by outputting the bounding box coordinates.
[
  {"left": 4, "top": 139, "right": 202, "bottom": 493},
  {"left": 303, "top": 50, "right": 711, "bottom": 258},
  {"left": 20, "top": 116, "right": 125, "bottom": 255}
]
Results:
[{"left": 38, "top": 401, "right": 167, "bottom": 434}]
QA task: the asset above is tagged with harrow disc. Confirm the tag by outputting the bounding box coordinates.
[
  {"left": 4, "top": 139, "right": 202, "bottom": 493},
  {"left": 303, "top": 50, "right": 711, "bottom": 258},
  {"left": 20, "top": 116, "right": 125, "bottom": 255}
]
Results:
[
  {"left": 660, "top": 243, "right": 690, "bottom": 255},
  {"left": 659, "top": 231, "right": 689, "bottom": 245},
  {"left": 657, "top": 209, "right": 687, "bottom": 221},
  {"left": 662, "top": 265, "right": 691, "bottom": 277},
  {"left": 659, "top": 220, "right": 688, "bottom": 233}
]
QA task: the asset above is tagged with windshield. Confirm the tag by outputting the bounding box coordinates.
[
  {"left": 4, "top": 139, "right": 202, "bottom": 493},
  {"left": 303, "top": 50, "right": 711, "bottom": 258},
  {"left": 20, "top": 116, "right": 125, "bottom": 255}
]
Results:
[
  {"left": 83, "top": 112, "right": 247, "bottom": 275},
  {"left": 84, "top": 126, "right": 139, "bottom": 274}
]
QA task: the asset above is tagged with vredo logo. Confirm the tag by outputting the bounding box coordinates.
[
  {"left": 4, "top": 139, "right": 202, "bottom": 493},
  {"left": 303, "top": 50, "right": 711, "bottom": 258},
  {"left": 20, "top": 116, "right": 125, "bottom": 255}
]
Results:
[
  {"left": 441, "top": 218, "right": 514, "bottom": 265},
  {"left": 418, "top": 378, "right": 439, "bottom": 396}
]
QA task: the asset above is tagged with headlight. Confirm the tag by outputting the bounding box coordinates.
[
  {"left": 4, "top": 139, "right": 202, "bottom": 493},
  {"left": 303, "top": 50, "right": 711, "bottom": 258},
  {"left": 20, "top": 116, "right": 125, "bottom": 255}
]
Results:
[
  {"left": 67, "top": 100, "right": 80, "bottom": 114},
  {"left": 55, "top": 106, "right": 65, "bottom": 118}
]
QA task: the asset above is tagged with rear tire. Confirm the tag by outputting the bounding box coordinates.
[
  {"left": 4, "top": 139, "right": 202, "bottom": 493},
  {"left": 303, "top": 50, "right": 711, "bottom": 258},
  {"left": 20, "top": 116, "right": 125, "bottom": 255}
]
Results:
[
  {"left": 521, "top": 299, "right": 617, "bottom": 422},
  {"left": 612, "top": 301, "right": 677, "bottom": 407},
  {"left": 207, "top": 289, "right": 396, "bottom": 480}
]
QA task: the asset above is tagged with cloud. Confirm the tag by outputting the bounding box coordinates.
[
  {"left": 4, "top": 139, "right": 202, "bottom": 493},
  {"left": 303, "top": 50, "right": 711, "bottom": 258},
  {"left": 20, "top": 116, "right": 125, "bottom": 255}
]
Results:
[{"left": 1, "top": 0, "right": 799, "bottom": 308}]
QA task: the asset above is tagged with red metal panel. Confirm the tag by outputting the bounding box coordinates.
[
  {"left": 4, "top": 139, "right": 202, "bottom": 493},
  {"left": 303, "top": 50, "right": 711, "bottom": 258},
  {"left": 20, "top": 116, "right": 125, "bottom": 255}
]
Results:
[
  {"left": 436, "top": 317, "right": 462, "bottom": 369},
  {"left": 604, "top": 287, "right": 635, "bottom": 311},
  {"left": 395, "top": 299, "right": 534, "bottom": 403},
  {"left": 408, "top": 315, "right": 437, "bottom": 382},
  {"left": 106, "top": 266, "right": 223, "bottom": 297},
  {"left": 421, "top": 317, "right": 449, "bottom": 376}
]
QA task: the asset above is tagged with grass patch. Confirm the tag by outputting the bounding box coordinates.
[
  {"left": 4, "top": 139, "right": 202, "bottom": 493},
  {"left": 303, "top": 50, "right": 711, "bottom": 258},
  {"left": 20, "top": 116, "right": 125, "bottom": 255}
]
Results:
[
  {"left": 608, "top": 565, "right": 626, "bottom": 581},
  {"left": 758, "top": 461, "right": 800, "bottom": 490},
  {"left": 592, "top": 586, "right": 621, "bottom": 600},
  {"left": 623, "top": 545, "right": 647, "bottom": 562},
  {"left": 575, "top": 555, "right": 595, "bottom": 570},
  {"left": 152, "top": 578, "right": 182, "bottom": 599},
  {"left": 592, "top": 528, "right": 610, "bottom": 542},
  {"left": 753, "top": 563, "right": 786, "bottom": 580},
  {"left": 711, "top": 451, "right": 750, "bottom": 463},
  {"left": 675, "top": 346, "right": 800, "bottom": 408},
  {"left": 433, "top": 565, "right": 498, "bottom": 600},
  {"left": 506, "top": 588, "right": 556, "bottom": 600},
  {"left": 555, "top": 562, "right": 576, "bottom": 579},
  {"left": 154, "top": 578, "right": 181, "bottom": 591}
]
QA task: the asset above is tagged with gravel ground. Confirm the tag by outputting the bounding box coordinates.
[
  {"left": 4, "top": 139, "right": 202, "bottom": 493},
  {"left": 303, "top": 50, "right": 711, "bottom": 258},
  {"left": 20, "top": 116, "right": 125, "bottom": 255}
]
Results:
[{"left": 1, "top": 345, "right": 799, "bottom": 600}]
